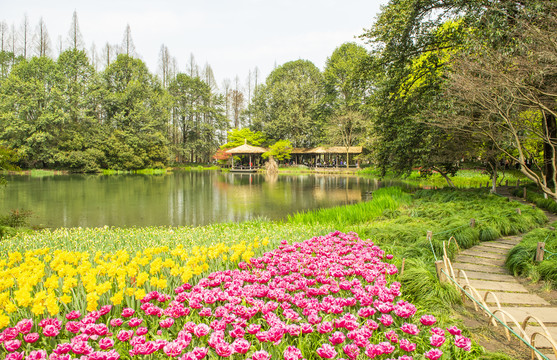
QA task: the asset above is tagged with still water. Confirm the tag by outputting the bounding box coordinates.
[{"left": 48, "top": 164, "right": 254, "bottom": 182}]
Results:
[{"left": 1, "top": 171, "right": 408, "bottom": 228}]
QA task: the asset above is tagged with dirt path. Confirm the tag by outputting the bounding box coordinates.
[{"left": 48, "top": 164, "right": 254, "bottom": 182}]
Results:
[{"left": 451, "top": 188, "right": 557, "bottom": 360}]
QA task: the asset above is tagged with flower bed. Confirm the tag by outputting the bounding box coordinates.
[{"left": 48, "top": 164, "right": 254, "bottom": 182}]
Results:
[{"left": 1, "top": 231, "right": 474, "bottom": 359}]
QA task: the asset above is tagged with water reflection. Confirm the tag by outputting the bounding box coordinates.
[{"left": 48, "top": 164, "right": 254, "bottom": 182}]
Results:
[{"left": 0, "top": 172, "right": 411, "bottom": 228}]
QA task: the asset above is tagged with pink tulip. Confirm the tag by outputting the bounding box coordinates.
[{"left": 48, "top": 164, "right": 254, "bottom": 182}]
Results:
[
  {"left": 447, "top": 326, "right": 462, "bottom": 336},
  {"left": 430, "top": 334, "right": 446, "bottom": 347},
  {"left": 121, "top": 308, "right": 135, "bottom": 317},
  {"left": 4, "top": 339, "right": 22, "bottom": 352},
  {"left": 24, "top": 332, "right": 40, "bottom": 343},
  {"left": 317, "top": 343, "right": 337, "bottom": 359},
  {"left": 25, "top": 350, "right": 47, "bottom": 360},
  {"left": 454, "top": 335, "right": 472, "bottom": 351},
  {"left": 15, "top": 319, "right": 33, "bottom": 334},
  {"left": 424, "top": 348, "right": 443, "bottom": 360},
  {"left": 43, "top": 324, "right": 60, "bottom": 337},
  {"left": 99, "top": 337, "right": 115, "bottom": 350},
  {"left": 420, "top": 315, "right": 437, "bottom": 326},
  {"left": 214, "top": 342, "right": 234, "bottom": 357},
  {"left": 252, "top": 350, "right": 271, "bottom": 360}
]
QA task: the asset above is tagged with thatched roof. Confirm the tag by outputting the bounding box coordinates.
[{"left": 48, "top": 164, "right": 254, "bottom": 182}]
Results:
[
  {"left": 326, "top": 146, "right": 363, "bottom": 154},
  {"left": 225, "top": 144, "right": 268, "bottom": 154},
  {"left": 304, "top": 146, "right": 363, "bottom": 154}
]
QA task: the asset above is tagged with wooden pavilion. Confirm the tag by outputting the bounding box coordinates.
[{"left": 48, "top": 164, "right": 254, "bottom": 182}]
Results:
[{"left": 225, "top": 142, "right": 267, "bottom": 172}]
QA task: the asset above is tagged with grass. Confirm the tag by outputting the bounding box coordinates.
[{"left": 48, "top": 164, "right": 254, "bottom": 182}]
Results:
[
  {"left": 101, "top": 168, "right": 169, "bottom": 175},
  {"left": 357, "top": 168, "right": 530, "bottom": 189},
  {"left": 511, "top": 185, "right": 557, "bottom": 214},
  {"left": 506, "top": 223, "right": 557, "bottom": 288}
]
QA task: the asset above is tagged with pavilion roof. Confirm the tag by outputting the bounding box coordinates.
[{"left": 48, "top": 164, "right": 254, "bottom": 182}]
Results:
[{"left": 225, "top": 144, "right": 268, "bottom": 154}]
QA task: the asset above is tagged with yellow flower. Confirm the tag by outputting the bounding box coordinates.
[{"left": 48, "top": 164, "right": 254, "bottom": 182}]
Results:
[
  {"left": 46, "top": 293, "right": 59, "bottom": 316},
  {"left": 0, "top": 311, "right": 9, "bottom": 329},
  {"left": 110, "top": 291, "right": 124, "bottom": 306},
  {"left": 135, "top": 288, "right": 146, "bottom": 299},
  {"left": 60, "top": 293, "right": 72, "bottom": 304}
]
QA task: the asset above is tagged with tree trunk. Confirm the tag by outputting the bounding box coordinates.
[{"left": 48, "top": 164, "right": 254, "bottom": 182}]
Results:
[{"left": 543, "top": 111, "right": 556, "bottom": 189}]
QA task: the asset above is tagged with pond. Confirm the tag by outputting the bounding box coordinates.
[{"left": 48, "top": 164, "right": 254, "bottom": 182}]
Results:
[{"left": 0, "top": 171, "right": 409, "bottom": 228}]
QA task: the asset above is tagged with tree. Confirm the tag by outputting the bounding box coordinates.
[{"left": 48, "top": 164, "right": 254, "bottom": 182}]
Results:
[
  {"left": 121, "top": 24, "right": 136, "bottom": 57},
  {"left": 0, "top": 146, "right": 19, "bottom": 186},
  {"left": 437, "top": 2, "right": 557, "bottom": 198},
  {"left": 67, "top": 10, "right": 85, "bottom": 51},
  {"left": 262, "top": 140, "right": 292, "bottom": 162},
  {"left": 326, "top": 110, "right": 366, "bottom": 168},
  {"left": 101, "top": 55, "right": 169, "bottom": 169},
  {"left": 159, "top": 44, "right": 171, "bottom": 88},
  {"left": 323, "top": 42, "right": 370, "bottom": 113},
  {"left": 229, "top": 76, "right": 244, "bottom": 129},
  {"left": 34, "top": 17, "right": 51, "bottom": 58},
  {"left": 221, "top": 128, "right": 266, "bottom": 149},
  {"left": 251, "top": 60, "right": 324, "bottom": 147},
  {"left": 359, "top": 0, "right": 476, "bottom": 179}
]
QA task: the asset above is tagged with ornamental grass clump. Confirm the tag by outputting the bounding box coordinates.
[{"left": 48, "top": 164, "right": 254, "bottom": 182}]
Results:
[{"left": 0, "top": 231, "right": 478, "bottom": 359}]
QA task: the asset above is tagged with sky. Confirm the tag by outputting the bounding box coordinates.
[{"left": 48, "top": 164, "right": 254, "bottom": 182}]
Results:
[{"left": 1, "top": 0, "right": 388, "bottom": 88}]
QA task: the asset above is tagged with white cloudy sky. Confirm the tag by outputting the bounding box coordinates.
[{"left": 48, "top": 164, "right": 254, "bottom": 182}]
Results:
[{"left": 2, "top": 0, "right": 387, "bottom": 87}]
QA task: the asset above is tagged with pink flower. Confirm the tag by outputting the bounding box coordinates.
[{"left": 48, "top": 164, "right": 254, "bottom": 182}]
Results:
[
  {"left": 400, "top": 338, "right": 417, "bottom": 352},
  {"left": 110, "top": 318, "right": 123, "bottom": 327},
  {"left": 2, "top": 327, "right": 19, "bottom": 341},
  {"left": 232, "top": 338, "right": 251, "bottom": 354},
  {"left": 385, "top": 330, "right": 398, "bottom": 343},
  {"left": 342, "top": 344, "right": 360, "bottom": 359},
  {"left": 15, "top": 319, "right": 33, "bottom": 334},
  {"left": 379, "top": 314, "right": 394, "bottom": 327},
  {"left": 301, "top": 323, "right": 314, "bottom": 334},
  {"left": 106, "top": 350, "right": 121, "bottom": 360},
  {"left": 128, "top": 318, "right": 143, "bottom": 327},
  {"left": 4, "top": 352, "right": 24, "bottom": 360},
  {"left": 99, "top": 338, "right": 115, "bottom": 350},
  {"left": 192, "top": 347, "right": 209, "bottom": 359},
  {"left": 252, "top": 350, "right": 271, "bottom": 360},
  {"left": 117, "top": 330, "right": 134, "bottom": 342},
  {"left": 454, "top": 335, "right": 472, "bottom": 351},
  {"left": 420, "top": 315, "right": 437, "bottom": 326},
  {"left": 430, "top": 327, "right": 445, "bottom": 336},
  {"left": 400, "top": 323, "right": 420, "bottom": 335},
  {"left": 53, "top": 343, "right": 72, "bottom": 354},
  {"left": 430, "top": 334, "right": 446, "bottom": 347},
  {"left": 24, "top": 333, "right": 39, "bottom": 343},
  {"left": 121, "top": 308, "right": 135, "bottom": 318},
  {"left": 424, "top": 348, "right": 443, "bottom": 360},
  {"left": 317, "top": 321, "right": 334, "bottom": 334},
  {"left": 214, "top": 342, "right": 234, "bottom": 357},
  {"left": 99, "top": 305, "right": 113, "bottom": 315},
  {"left": 329, "top": 331, "right": 346, "bottom": 345},
  {"left": 65, "top": 321, "right": 81, "bottom": 334},
  {"left": 4, "top": 339, "right": 21, "bottom": 352},
  {"left": 25, "top": 350, "right": 47, "bottom": 360},
  {"left": 447, "top": 326, "right": 462, "bottom": 336},
  {"left": 316, "top": 344, "right": 337, "bottom": 359},
  {"left": 284, "top": 346, "right": 303, "bottom": 360},
  {"left": 160, "top": 318, "right": 175, "bottom": 328},
  {"left": 43, "top": 324, "right": 60, "bottom": 337},
  {"left": 164, "top": 341, "right": 184, "bottom": 357},
  {"left": 136, "top": 327, "right": 149, "bottom": 336},
  {"left": 194, "top": 324, "right": 211, "bottom": 337}
]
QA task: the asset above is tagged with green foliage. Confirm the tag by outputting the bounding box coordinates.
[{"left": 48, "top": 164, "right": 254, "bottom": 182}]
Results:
[
  {"left": 512, "top": 186, "right": 557, "bottom": 214},
  {"left": 221, "top": 128, "right": 267, "bottom": 149},
  {"left": 262, "top": 140, "right": 292, "bottom": 161},
  {"left": 506, "top": 227, "right": 557, "bottom": 288},
  {"left": 250, "top": 60, "right": 324, "bottom": 147},
  {"left": 0, "top": 209, "right": 33, "bottom": 228}
]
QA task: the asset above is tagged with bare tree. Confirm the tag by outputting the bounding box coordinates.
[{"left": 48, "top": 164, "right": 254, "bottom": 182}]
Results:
[
  {"left": 202, "top": 62, "right": 218, "bottom": 92},
  {"left": 0, "top": 21, "right": 9, "bottom": 52},
  {"left": 121, "top": 24, "right": 136, "bottom": 57},
  {"left": 10, "top": 24, "right": 17, "bottom": 61},
  {"left": 34, "top": 17, "right": 51, "bottom": 57},
  {"left": 90, "top": 42, "right": 98, "bottom": 71},
  {"left": 186, "top": 53, "right": 198, "bottom": 77},
  {"left": 67, "top": 10, "right": 85, "bottom": 51},
  {"left": 57, "top": 35, "right": 63, "bottom": 57},
  {"left": 101, "top": 42, "right": 114, "bottom": 69},
  {"left": 230, "top": 76, "right": 244, "bottom": 129},
  {"left": 19, "top": 14, "right": 30, "bottom": 59},
  {"left": 222, "top": 78, "right": 231, "bottom": 127},
  {"left": 159, "top": 44, "right": 171, "bottom": 87}
]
